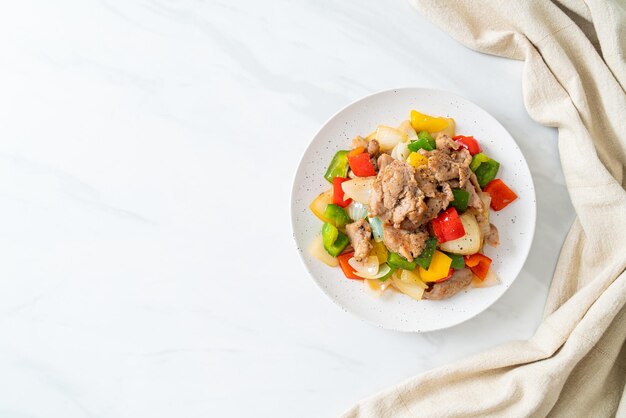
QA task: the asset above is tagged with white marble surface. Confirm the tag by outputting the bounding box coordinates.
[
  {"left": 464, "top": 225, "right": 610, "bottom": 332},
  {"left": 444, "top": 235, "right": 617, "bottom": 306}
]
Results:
[{"left": 0, "top": 1, "right": 574, "bottom": 417}]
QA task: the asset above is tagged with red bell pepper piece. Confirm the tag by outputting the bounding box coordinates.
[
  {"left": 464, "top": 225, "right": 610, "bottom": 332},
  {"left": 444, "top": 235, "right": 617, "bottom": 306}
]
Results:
[
  {"left": 483, "top": 179, "right": 518, "bottom": 211},
  {"left": 431, "top": 207, "right": 465, "bottom": 243},
  {"left": 347, "top": 152, "right": 376, "bottom": 177},
  {"left": 337, "top": 252, "right": 362, "bottom": 280},
  {"left": 332, "top": 177, "right": 352, "bottom": 207},
  {"left": 453, "top": 135, "right": 480, "bottom": 156},
  {"left": 434, "top": 268, "right": 455, "bottom": 283},
  {"left": 464, "top": 253, "right": 492, "bottom": 280}
]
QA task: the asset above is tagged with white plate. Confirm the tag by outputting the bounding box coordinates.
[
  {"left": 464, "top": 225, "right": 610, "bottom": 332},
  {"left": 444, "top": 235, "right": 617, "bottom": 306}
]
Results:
[{"left": 291, "top": 88, "right": 536, "bottom": 332}]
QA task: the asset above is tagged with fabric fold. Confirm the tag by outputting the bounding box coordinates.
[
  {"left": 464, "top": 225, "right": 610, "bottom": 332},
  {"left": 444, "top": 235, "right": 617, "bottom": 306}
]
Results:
[{"left": 341, "top": 0, "right": 626, "bottom": 416}]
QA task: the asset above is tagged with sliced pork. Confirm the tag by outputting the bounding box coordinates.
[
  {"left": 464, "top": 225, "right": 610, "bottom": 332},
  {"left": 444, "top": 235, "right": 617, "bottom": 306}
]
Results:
[
  {"left": 345, "top": 219, "right": 373, "bottom": 262},
  {"left": 423, "top": 268, "right": 472, "bottom": 300}
]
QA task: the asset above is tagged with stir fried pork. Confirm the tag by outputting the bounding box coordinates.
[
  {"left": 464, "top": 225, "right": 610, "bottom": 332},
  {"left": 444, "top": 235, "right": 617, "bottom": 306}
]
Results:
[
  {"left": 423, "top": 268, "right": 472, "bottom": 300},
  {"left": 345, "top": 219, "right": 373, "bottom": 262}
]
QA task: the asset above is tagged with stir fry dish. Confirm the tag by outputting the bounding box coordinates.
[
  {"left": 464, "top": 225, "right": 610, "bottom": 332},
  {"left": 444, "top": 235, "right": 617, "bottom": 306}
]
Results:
[{"left": 308, "top": 110, "right": 518, "bottom": 301}]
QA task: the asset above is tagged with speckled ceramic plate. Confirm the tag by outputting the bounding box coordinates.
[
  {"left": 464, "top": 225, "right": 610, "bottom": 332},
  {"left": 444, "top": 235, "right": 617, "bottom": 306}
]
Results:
[{"left": 291, "top": 88, "right": 536, "bottom": 332}]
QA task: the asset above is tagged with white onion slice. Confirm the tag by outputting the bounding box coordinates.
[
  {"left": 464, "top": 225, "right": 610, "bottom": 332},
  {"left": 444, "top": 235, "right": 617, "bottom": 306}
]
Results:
[
  {"left": 342, "top": 177, "right": 375, "bottom": 204},
  {"left": 376, "top": 125, "right": 408, "bottom": 151},
  {"left": 400, "top": 270, "right": 428, "bottom": 289},
  {"left": 308, "top": 235, "right": 338, "bottom": 267},
  {"left": 391, "top": 276, "right": 425, "bottom": 300},
  {"left": 369, "top": 216, "right": 384, "bottom": 242},
  {"left": 390, "top": 140, "right": 411, "bottom": 161},
  {"left": 347, "top": 201, "right": 369, "bottom": 220},
  {"left": 397, "top": 120, "right": 418, "bottom": 141},
  {"left": 363, "top": 276, "right": 393, "bottom": 296},
  {"left": 349, "top": 256, "right": 379, "bottom": 276},
  {"left": 355, "top": 263, "right": 391, "bottom": 280},
  {"left": 438, "top": 213, "right": 482, "bottom": 255}
]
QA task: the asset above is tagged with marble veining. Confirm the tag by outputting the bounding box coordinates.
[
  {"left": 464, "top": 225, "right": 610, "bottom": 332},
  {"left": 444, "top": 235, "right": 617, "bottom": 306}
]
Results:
[{"left": 0, "top": 1, "right": 574, "bottom": 417}]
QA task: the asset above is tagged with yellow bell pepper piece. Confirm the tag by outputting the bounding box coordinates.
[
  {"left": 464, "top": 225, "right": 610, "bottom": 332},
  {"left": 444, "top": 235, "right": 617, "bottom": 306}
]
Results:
[
  {"left": 410, "top": 110, "right": 450, "bottom": 133},
  {"left": 309, "top": 189, "right": 333, "bottom": 223},
  {"left": 407, "top": 152, "right": 428, "bottom": 168},
  {"left": 371, "top": 240, "right": 388, "bottom": 264},
  {"left": 418, "top": 250, "right": 452, "bottom": 282},
  {"left": 430, "top": 118, "right": 456, "bottom": 138}
]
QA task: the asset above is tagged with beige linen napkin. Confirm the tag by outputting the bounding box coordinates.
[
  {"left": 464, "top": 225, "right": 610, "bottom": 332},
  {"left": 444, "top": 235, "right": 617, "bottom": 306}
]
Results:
[{"left": 342, "top": 1, "right": 626, "bottom": 416}]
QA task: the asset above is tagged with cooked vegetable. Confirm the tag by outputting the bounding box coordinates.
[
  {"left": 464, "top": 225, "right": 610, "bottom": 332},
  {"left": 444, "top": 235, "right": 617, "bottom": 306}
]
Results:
[
  {"left": 410, "top": 110, "right": 449, "bottom": 133},
  {"left": 322, "top": 222, "right": 350, "bottom": 257},
  {"left": 348, "top": 146, "right": 365, "bottom": 158},
  {"left": 376, "top": 125, "right": 408, "bottom": 151},
  {"left": 391, "top": 140, "right": 411, "bottom": 161},
  {"left": 332, "top": 177, "right": 352, "bottom": 207},
  {"left": 483, "top": 179, "right": 518, "bottom": 211},
  {"left": 347, "top": 152, "right": 376, "bottom": 177},
  {"left": 464, "top": 253, "right": 492, "bottom": 280},
  {"left": 418, "top": 130, "right": 436, "bottom": 147},
  {"left": 308, "top": 235, "right": 339, "bottom": 267},
  {"left": 434, "top": 268, "right": 455, "bottom": 283},
  {"left": 449, "top": 188, "right": 470, "bottom": 212},
  {"left": 337, "top": 252, "right": 361, "bottom": 280},
  {"left": 408, "top": 131, "right": 436, "bottom": 152},
  {"left": 324, "top": 204, "right": 351, "bottom": 228},
  {"left": 418, "top": 250, "right": 453, "bottom": 282},
  {"left": 430, "top": 117, "right": 455, "bottom": 137},
  {"left": 355, "top": 263, "right": 393, "bottom": 280},
  {"left": 470, "top": 153, "right": 500, "bottom": 188},
  {"left": 346, "top": 201, "right": 368, "bottom": 221},
  {"left": 377, "top": 265, "right": 395, "bottom": 281},
  {"left": 371, "top": 240, "right": 388, "bottom": 264},
  {"left": 392, "top": 274, "right": 425, "bottom": 300},
  {"left": 364, "top": 275, "right": 394, "bottom": 295},
  {"left": 397, "top": 120, "right": 418, "bottom": 141},
  {"left": 368, "top": 216, "right": 384, "bottom": 242},
  {"left": 400, "top": 269, "right": 428, "bottom": 289},
  {"left": 446, "top": 252, "right": 466, "bottom": 269},
  {"left": 453, "top": 135, "right": 480, "bottom": 155},
  {"left": 414, "top": 236, "right": 438, "bottom": 269},
  {"left": 349, "top": 255, "right": 379, "bottom": 276},
  {"left": 477, "top": 191, "right": 492, "bottom": 237},
  {"left": 438, "top": 212, "right": 482, "bottom": 255},
  {"left": 322, "top": 222, "right": 337, "bottom": 247},
  {"left": 431, "top": 207, "right": 466, "bottom": 243},
  {"left": 341, "top": 177, "right": 375, "bottom": 204},
  {"left": 387, "top": 252, "right": 417, "bottom": 270},
  {"left": 407, "top": 152, "right": 428, "bottom": 168},
  {"left": 324, "top": 150, "right": 350, "bottom": 182},
  {"left": 309, "top": 188, "right": 333, "bottom": 223},
  {"left": 470, "top": 268, "right": 499, "bottom": 288}
]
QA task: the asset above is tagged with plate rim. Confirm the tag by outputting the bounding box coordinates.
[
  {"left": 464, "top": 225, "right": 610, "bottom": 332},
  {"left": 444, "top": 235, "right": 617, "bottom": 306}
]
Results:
[{"left": 290, "top": 87, "right": 537, "bottom": 333}]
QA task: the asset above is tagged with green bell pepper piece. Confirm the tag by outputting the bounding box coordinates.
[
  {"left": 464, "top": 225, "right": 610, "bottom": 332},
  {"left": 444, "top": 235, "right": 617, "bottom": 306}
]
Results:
[
  {"left": 322, "top": 222, "right": 338, "bottom": 248},
  {"left": 322, "top": 222, "right": 349, "bottom": 257},
  {"left": 324, "top": 204, "right": 351, "bottom": 228},
  {"left": 414, "top": 236, "right": 438, "bottom": 270},
  {"left": 469, "top": 153, "right": 490, "bottom": 171},
  {"left": 324, "top": 150, "right": 349, "bottom": 183},
  {"left": 445, "top": 252, "right": 465, "bottom": 270},
  {"left": 408, "top": 131, "right": 436, "bottom": 152},
  {"left": 470, "top": 153, "right": 500, "bottom": 188},
  {"left": 378, "top": 265, "right": 396, "bottom": 282},
  {"left": 418, "top": 130, "right": 436, "bottom": 147},
  {"left": 449, "top": 188, "right": 470, "bottom": 212},
  {"left": 387, "top": 252, "right": 417, "bottom": 270}
]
